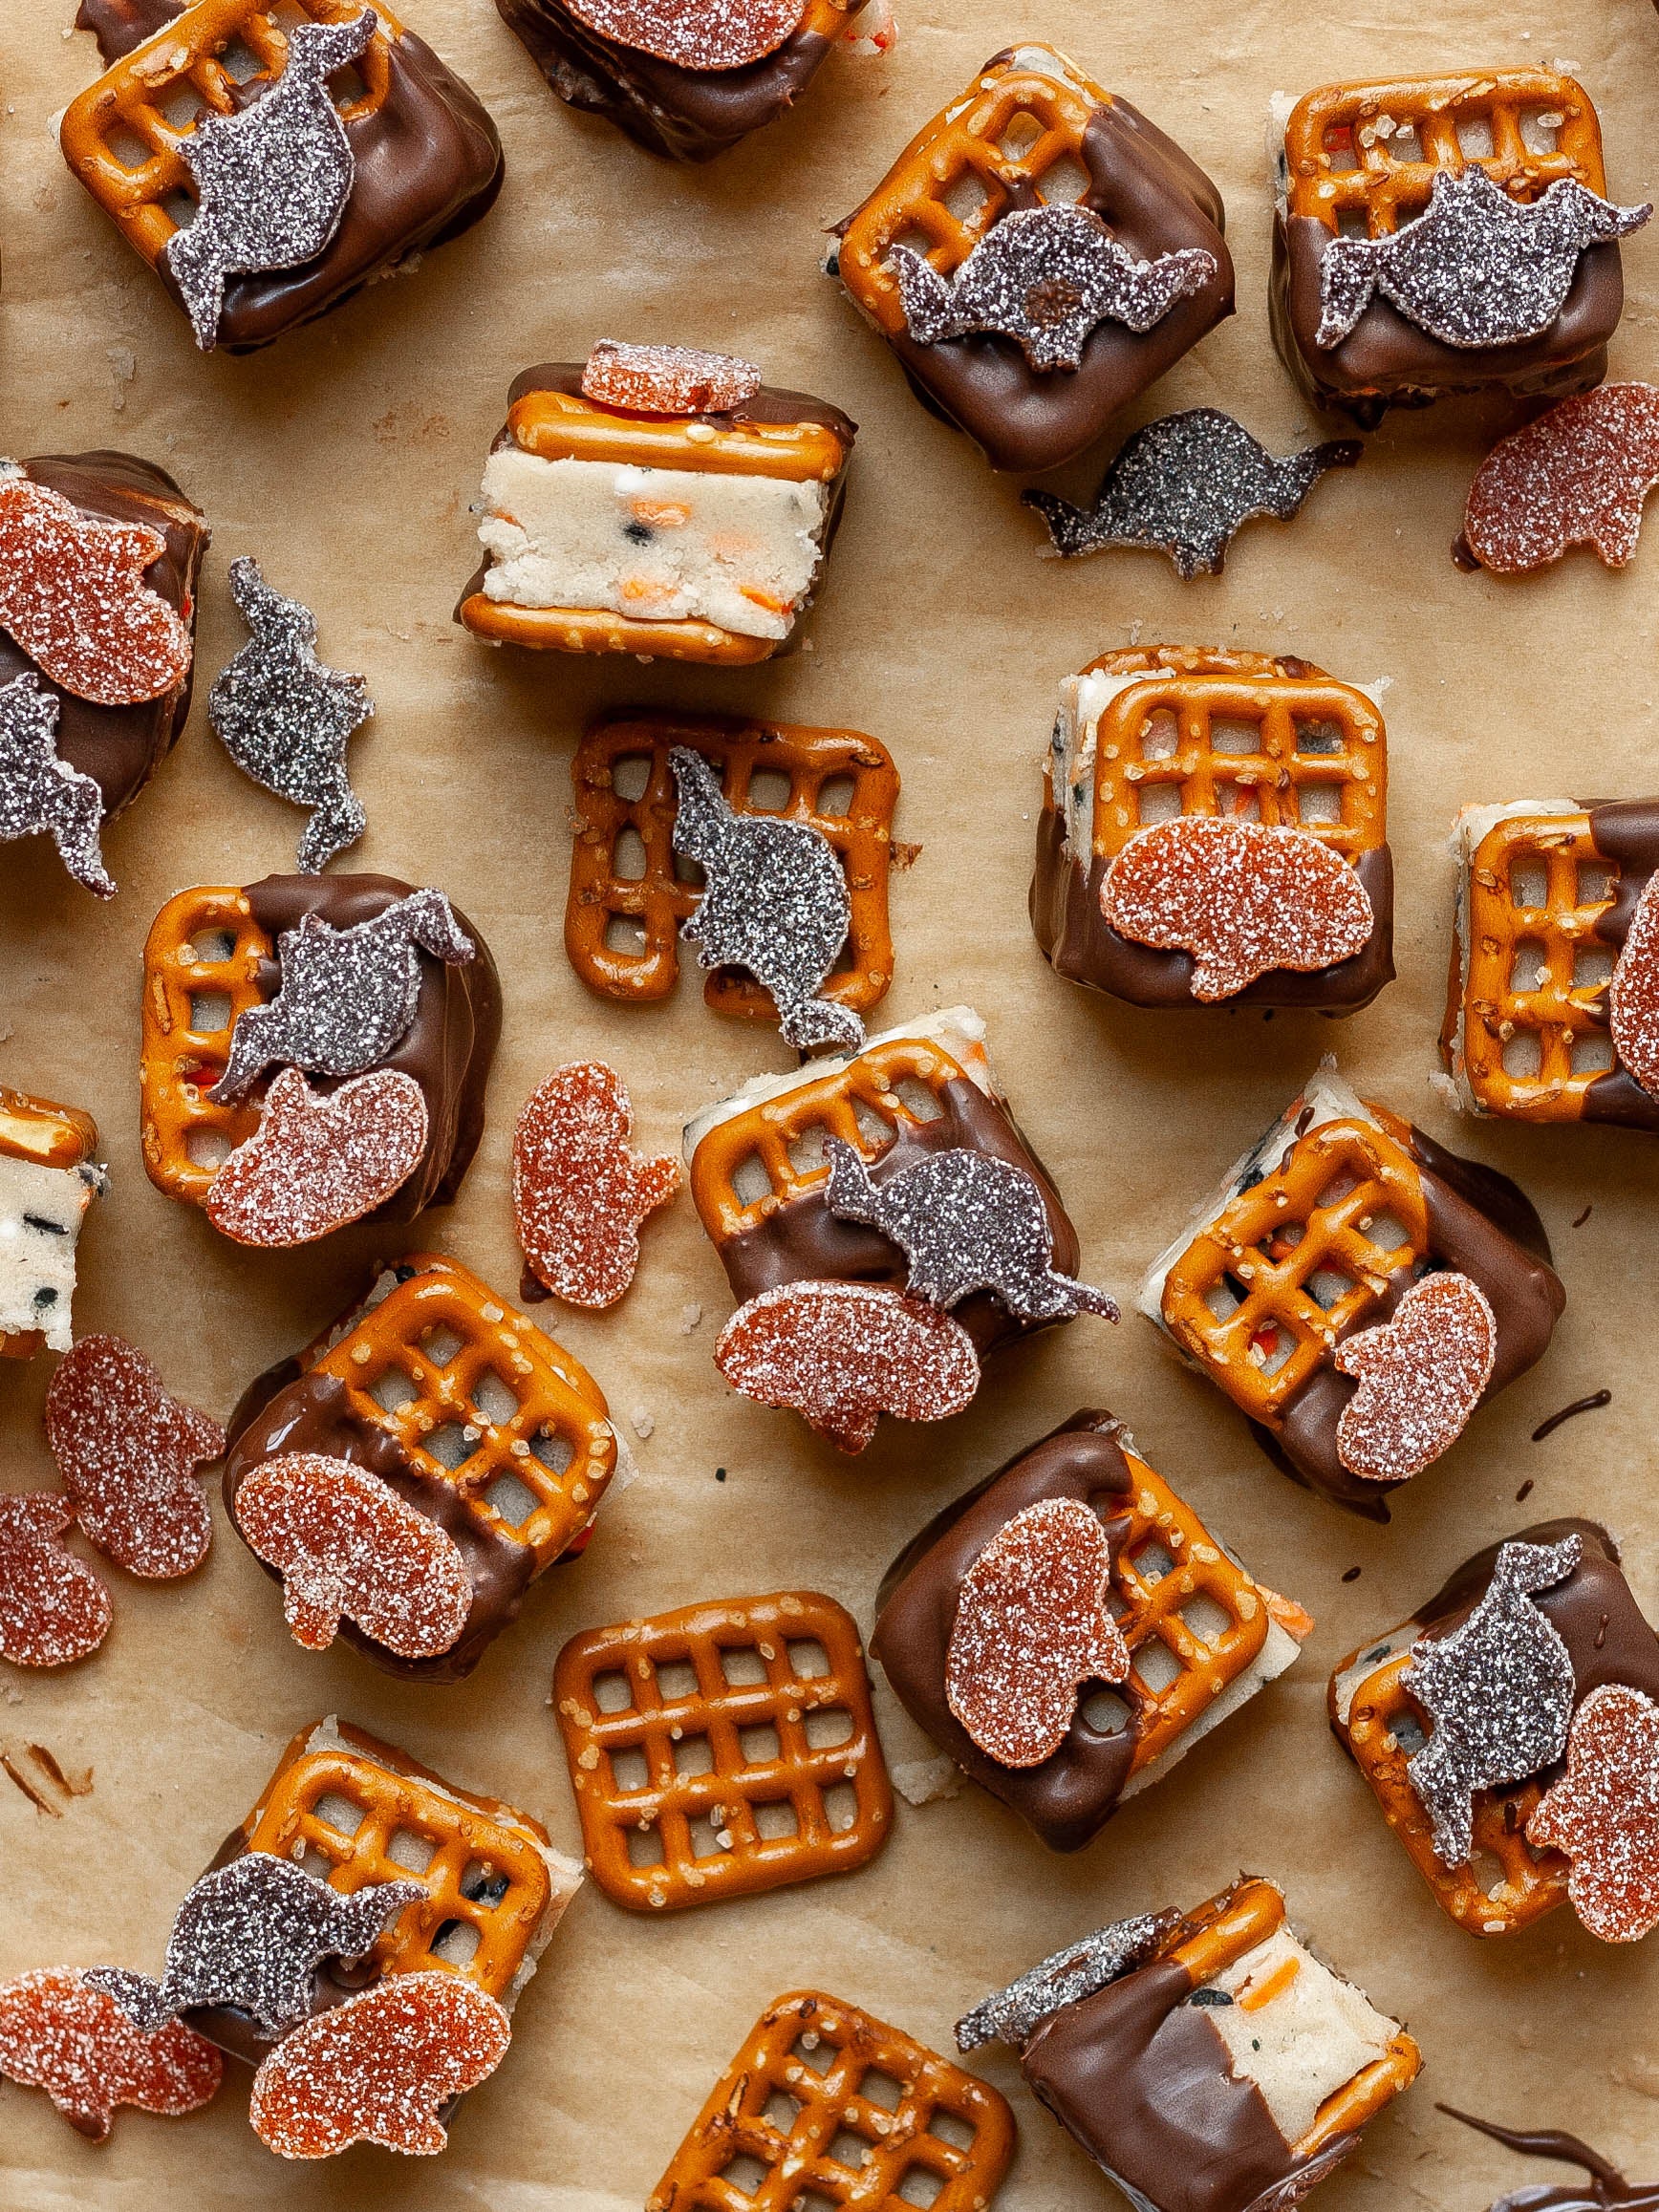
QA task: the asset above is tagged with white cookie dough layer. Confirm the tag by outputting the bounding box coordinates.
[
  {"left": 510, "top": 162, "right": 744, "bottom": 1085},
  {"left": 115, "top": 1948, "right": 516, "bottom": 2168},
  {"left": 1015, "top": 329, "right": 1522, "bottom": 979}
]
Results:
[
  {"left": 0, "top": 1153, "right": 100, "bottom": 1352},
  {"left": 477, "top": 448, "right": 829, "bottom": 639},
  {"left": 1204, "top": 1924, "right": 1402, "bottom": 2146}
]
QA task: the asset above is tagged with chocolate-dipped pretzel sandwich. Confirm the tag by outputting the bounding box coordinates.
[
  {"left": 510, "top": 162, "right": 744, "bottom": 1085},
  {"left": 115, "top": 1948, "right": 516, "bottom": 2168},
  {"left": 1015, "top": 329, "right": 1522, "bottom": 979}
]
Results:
[
  {"left": 873, "top": 1409, "right": 1312, "bottom": 1851},
  {"left": 686, "top": 1006, "right": 1116, "bottom": 1451},
  {"left": 140, "top": 873, "right": 500, "bottom": 1246},
  {"left": 1331, "top": 1519, "right": 1659, "bottom": 1942},
  {"left": 457, "top": 344, "right": 854, "bottom": 666},
  {"left": 61, "top": 0, "right": 503, "bottom": 354},
  {"left": 1140, "top": 1063, "right": 1565, "bottom": 1518},
  {"left": 1271, "top": 71, "right": 1648, "bottom": 427},
  {"left": 1032, "top": 645, "right": 1392, "bottom": 1014},
  {"left": 959, "top": 1879, "right": 1420, "bottom": 2212},
  {"left": 0, "top": 1085, "right": 106, "bottom": 1359},
  {"left": 1442, "top": 799, "right": 1659, "bottom": 1131},
  {"left": 834, "top": 46, "right": 1234, "bottom": 474}
]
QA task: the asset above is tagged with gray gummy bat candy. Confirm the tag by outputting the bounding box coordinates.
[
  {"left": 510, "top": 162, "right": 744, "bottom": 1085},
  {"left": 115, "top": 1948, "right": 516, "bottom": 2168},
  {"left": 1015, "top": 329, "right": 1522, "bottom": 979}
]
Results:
[{"left": 0, "top": 671, "right": 113, "bottom": 896}]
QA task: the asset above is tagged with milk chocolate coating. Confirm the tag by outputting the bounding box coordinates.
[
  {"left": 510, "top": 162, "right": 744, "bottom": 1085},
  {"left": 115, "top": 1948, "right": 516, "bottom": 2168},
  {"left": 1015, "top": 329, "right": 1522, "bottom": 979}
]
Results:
[
  {"left": 1251, "top": 1119, "right": 1565, "bottom": 1520},
  {"left": 1269, "top": 208, "right": 1623, "bottom": 429},
  {"left": 873, "top": 1411, "right": 1154, "bottom": 1852},
  {"left": 1440, "top": 2108, "right": 1659, "bottom": 2212},
  {"left": 1022, "top": 1942, "right": 1362, "bottom": 2212},
  {"left": 494, "top": 0, "right": 838, "bottom": 161},
  {"left": 242, "top": 874, "right": 501, "bottom": 1224},
  {"left": 838, "top": 75, "right": 1235, "bottom": 474},
  {"left": 1, "top": 453, "right": 206, "bottom": 819},
  {"left": 1030, "top": 803, "right": 1396, "bottom": 1013},
  {"left": 710, "top": 1071, "right": 1082, "bottom": 1358},
  {"left": 1576, "top": 800, "right": 1659, "bottom": 1131},
  {"left": 75, "top": 0, "right": 504, "bottom": 354},
  {"left": 224, "top": 1368, "right": 536, "bottom": 1683}
]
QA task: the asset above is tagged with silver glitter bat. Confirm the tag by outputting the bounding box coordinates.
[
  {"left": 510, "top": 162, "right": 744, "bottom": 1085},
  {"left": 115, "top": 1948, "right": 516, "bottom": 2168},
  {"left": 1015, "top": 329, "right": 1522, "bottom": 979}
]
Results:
[
  {"left": 209, "top": 557, "right": 371, "bottom": 873},
  {"left": 894, "top": 206, "right": 1217, "bottom": 373},
  {"left": 0, "top": 671, "right": 113, "bottom": 897},
  {"left": 1024, "top": 408, "right": 1361, "bottom": 577},
  {"left": 163, "top": 9, "right": 378, "bottom": 352},
  {"left": 824, "top": 1137, "right": 1119, "bottom": 1321},
  {"left": 1316, "top": 169, "right": 1650, "bottom": 352},
  {"left": 1404, "top": 1534, "right": 1582, "bottom": 1868},
  {"left": 86, "top": 1855, "right": 425, "bottom": 2039},
  {"left": 671, "top": 748, "right": 862, "bottom": 1052},
  {"left": 955, "top": 1910, "right": 1182, "bottom": 2051},
  {"left": 209, "top": 886, "right": 474, "bottom": 1104}
]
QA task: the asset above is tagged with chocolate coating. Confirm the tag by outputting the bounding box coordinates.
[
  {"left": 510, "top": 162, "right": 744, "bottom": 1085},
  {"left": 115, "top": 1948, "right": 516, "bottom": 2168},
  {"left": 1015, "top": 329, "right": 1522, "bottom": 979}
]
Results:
[
  {"left": 242, "top": 874, "right": 501, "bottom": 1224},
  {"left": 1578, "top": 800, "right": 1659, "bottom": 1131},
  {"left": 2, "top": 453, "right": 206, "bottom": 819},
  {"left": 75, "top": 0, "right": 504, "bottom": 353},
  {"left": 493, "top": 0, "right": 837, "bottom": 161},
  {"left": 873, "top": 1411, "right": 1150, "bottom": 1852}
]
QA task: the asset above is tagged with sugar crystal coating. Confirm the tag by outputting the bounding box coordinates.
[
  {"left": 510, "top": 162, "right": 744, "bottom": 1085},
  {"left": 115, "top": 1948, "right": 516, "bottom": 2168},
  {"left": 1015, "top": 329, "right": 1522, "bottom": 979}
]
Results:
[
  {"left": 45, "top": 1333, "right": 224, "bottom": 1579},
  {"left": 0, "top": 1493, "right": 112, "bottom": 1668},
  {"left": 205, "top": 1065, "right": 428, "bottom": 1246},
  {"left": 0, "top": 1967, "right": 222, "bottom": 2140},
  {"left": 715, "top": 1279, "right": 980, "bottom": 1452},
  {"left": 1333, "top": 1272, "right": 1496, "bottom": 1484},
  {"left": 582, "top": 339, "right": 764, "bottom": 414},
  {"left": 945, "top": 1497, "right": 1130, "bottom": 1769},
  {"left": 1528, "top": 1683, "right": 1659, "bottom": 1943},
  {"left": 0, "top": 671, "right": 113, "bottom": 896},
  {"left": 235, "top": 1450, "right": 473, "bottom": 1658},
  {"left": 1610, "top": 871, "right": 1659, "bottom": 1103},
  {"left": 560, "top": 0, "right": 805, "bottom": 73},
  {"left": 513, "top": 1062, "right": 679, "bottom": 1308},
  {"left": 1463, "top": 383, "right": 1659, "bottom": 573}
]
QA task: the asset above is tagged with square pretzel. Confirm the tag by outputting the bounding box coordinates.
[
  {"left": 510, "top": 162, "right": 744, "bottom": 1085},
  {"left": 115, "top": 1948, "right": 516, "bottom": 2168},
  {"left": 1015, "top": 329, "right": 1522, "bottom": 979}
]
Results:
[
  {"left": 140, "top": 885, "right": 270, "bottom": 1204},
  {"left": 647, "top": 1990, "right": 1017, "bottom": 2212},
  {"left": 553, "top": 1592, "right": 892, "bottom": 1912},
  {"left": 566, "top": 711, "right": 898, "bottom": 1024}
]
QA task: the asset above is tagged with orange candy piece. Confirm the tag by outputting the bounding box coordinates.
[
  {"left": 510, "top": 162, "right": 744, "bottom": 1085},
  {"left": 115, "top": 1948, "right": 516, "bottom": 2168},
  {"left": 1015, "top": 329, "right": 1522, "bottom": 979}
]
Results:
[
  {"left": 512, "top": 1062, "right": 680, "bottom": 1309},
  {"left": 0, "top": 472, "right": 193, "bottom": 707},
  {"left": 205, "top": 1066, "right": 428, "bottom": 1246},
  {"left": 581, "top": 339, "right": 765, "bottom": 416},
  {"left": 44, "top": 1334, "right": 224, "bottom": 1579},
  {"left": 0, "top": 1493, "right": 112, "bottom": 1668},
  {"left": 1610, "top": 873, "right": 1659, "bottom": 1104},
  {"left": 1528, "top": 1683, "right": 1659, "bottom": 1944},
  {"left": 1461, "top": 382, "right": 1659, "bottom": 574},
  {"left": 233, "top": 1451, "right": 474, "bottom": 1659},
  {"left": 248, "top": 1971, "right": 511, "bottom": 2158},
  {"left": 0, "top": 1966, "right": 223, "bottom": 2140},
  {"left": 1333, "top": 1272, "right": 1497, "bottom": 1484},
  {"left": 714, "top": 1279, "right": 980, "bottom": 1452}
]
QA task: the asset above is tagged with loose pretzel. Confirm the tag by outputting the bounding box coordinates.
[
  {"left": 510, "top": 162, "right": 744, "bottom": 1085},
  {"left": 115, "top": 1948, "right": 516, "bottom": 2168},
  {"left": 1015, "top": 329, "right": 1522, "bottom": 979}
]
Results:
[
  {"left": 1160, "top": 1118, "right": 1429, "bottom": 1427},
  {"left": 690, "top": 1036, "right": 974, "bottom": 1250},
  {"left": 288, "top": 1254, "right": 615, "bottom": 1572},
  {"left": 839, "top": 48, "right": 1110, "bottom": 337},
  {"left": 0, "top": 1086, "right": 100, "bottom": 1363},
  {"left": 241, "top": 1722, "right": 555, "bottom": 2002},
  {"left": 648, "top": 1989, "right": 1017, "bottom": 2212},
  {"left": 1282, "top": 72, "right": 1607, "bottom": 238},
  {"left": 140, "top": 886, "right": 270, "bottom": 1204},
  {"left": 1451, "top": 810, "right": 1618, "bottom": 1122},
  {"left": 566, "top": 712, "right": 897, "bottom": 1021},
  {"left": 60, "top": 0, "right": 401, "bottom": 271},
  {"left": 553, "top": 1592, "right": 891, "bottom": 1912},
  {"left": 1330, "top": 1641, "right": 1567, "bottom": 1936}
]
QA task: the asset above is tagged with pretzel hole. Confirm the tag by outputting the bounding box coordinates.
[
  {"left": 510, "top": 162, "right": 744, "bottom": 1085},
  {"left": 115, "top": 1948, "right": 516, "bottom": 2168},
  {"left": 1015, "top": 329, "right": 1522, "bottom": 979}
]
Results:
[
  {"left": 1179, "top": 1595, "right": 1233, "bottom": 1647},
  {"left": 626, "top": 1825, "right": 665, "bottom": 1867},
  {"left": 674, "top": 849, "right": 704, "bottom": 887},
  {"left": 1385, "top": 123, "right": 1421, "bottom": 161},
  {"left": 741, "top": 1724, "right": 782, "bottom": 1766},
  {"left": 898, "top": 2166, "right": 946, "bottom": 2206},
  {"left": 159, "top": 84, "right": 210, "bottom": 132},
  {"left": 1203, "top": 1278, "right": 1243, "bottom": 1323},
  {"left": 189, "top": 990, "right": 233, "bottom": 1033},
  {"left": 797, "top": 2191, "right": 840, "bottom": 2212},
  {"left": 1502, "top": 1031, "right": 1543, "bottom": 1080},
  {"left": 1510, "top": 941, "right": 1549, "bottom": 993},
  {"left": 806, "top": 1708, "right": 853, "bottom": 1750},
  {"left": 1571, "top": 1032, "right": 1616, "bottom": 1075},
  {"left": 417, "top": 1324, "right": 464, "bottom": 1367},
  {"left": 747, "top": 769, "right": 792, "bottom": 812},
  {"left": 657, "top": 1659, "right": 700, "bottom": 1702},
  {"left": 818, "top": 776, "right": 857, "bottom": 818},
  {"left": 1307, "top": 1267, "right": 1355, "bottom": 1311},
  {"left": 1293, "top": 719, "right": 1345, "bottom": 756},
  {"left": 894, "top": 1079, "right": 944, "bottom": 1123},
  {"left": 860, "top": 2070, "right": 904, "bottom": 2114},
  {"left": 614, "top": 828, "right": 649, "bottom": 881},
  {"left": 1577, "top": 864, "right": 1615, "bottom": 906},
  {"left": 1335, "top": 207, "right": 1371, "bottom": 239},
  {"left": 104, "top": 127, "right": 156, "bottom": 174},
  {"left": 942, "top": 171, "right": 992, "bottom": 226},
  {"left": 1316, "top": 1171, "right": 1360, "bottom": 1209},
  {"left": 765, "top": 2089, "right": 804, "bottom": 2129},
  {"left": 720, "top": 2155, "right": 770, "bottom": 2197},
  {"left": 1364, "top": 1211, "right": 1410, "bottom": 1255},
  {"left": 426, "top": 1421, "right": 479, "bottom": 1470},
  {"left": 532, "top": 1429, "right": 575, "bottom": 1476},
  {"left": 1137, "top": 782, "right": 1183, "bottom": 826},
  {"left": 482, "top": 1471, "right": 540, "bottom": 1531},
  {"left": 688, "top": 1814, "right": 728, "bottom": 1860},
  {"left": 430, "top": 1919, "right": 482, "bottom": 1966},
  {"left": 611, "top": 753, "right": 653, "bottom": 802},
  {"left": 1223, "top": 784, "right": 1262, "bottom": 823},
  {"left": 733, "top": 1151, "right": 773, "bottom": 1207},
  {"left": 1132, "top": 1640, "right": 1182, "bottom": 1694},
  {"left": 1076, "top": 1684, "right": 1130, "bottom": 1737},
  {"left": 756, "top": 1799, "right": 800, "bottom": 1840},
  {"left": 852, "top": 1097, "right": 896, "bottom": 1149},
  {"left": 611, "top": 1747, "right": 650, "bottom": 1793},
  {"left": 294, "top": 1844, "right": 336, "bottom": 1880},
  {"left": 190, "top": 928, "right": 237, "bottom": 962},
  {"left": 722, "top": 1645, "right": 768, "bottom": 1687},
  {"left": 791, "top": 2033, "right": 837, "bottom": 2075},
  {"left": 1131, "top": 1539, "right": 1174, "bottom": 1584},
  {"left": 1455, "top": 114, "right": 1497, "bottom": 159},
  {"left": 471, "top": 1370, "right": 519, "bottom": 1425},
  {"left": 1388, "top": 1709, "right": 1428, "bottom": 1756},
  {"left": 1469, "top": 1848, "right": 1509, "bottom": 1899},
  {"left": 788, "top": 1639, "right": 831, "bottom": 1679},
  {"left": 1519, "top": 109, "right": 1562, "bottom": 155},
  {"left": 1321, "top": 125, "right": 1360, "bottom": 172},
  {"left": 1297, "top": 784, "right": 1343, "bottom": 826},
  {"left": 823, "top": 1783, "right": 860, "bottom": 1834},
  {"left": 327, "top": 59, "right": 369, "bottom": 111},
  {"left": 1211, "top": 717, "right": 1263, "bottom": 757},
  {"left": 218, "top": 32, "right": 265, "bottom": 81},
  {"left": 605, "top": 915, "right": 648, "bottom": 956},
  {"left": 1573, "top": 946, "right": 1614, "bottom": 990},
  {"left": 674, "top": 1736, "right": 715, "bottom": 1778},
  {"left": 593, "top": 1669, "right": 633, "bottom": 1713},
  {"left": 788, "top": 1127, "right": 830, "bottom": 1175},
  {"left": 998, "top": 111, "right": 1045, "bottom": 163},
  {"left": 365, "top": 1364, "right": 418, "bottom": 1413},
  {"left": 1039, "top": 152, "right": 1091, "bottom": 204},
  {"left": 830, "top": 2129, "right": 873, "bottom": 2169},
  {"left": 313, "top": 1793, "right": 365, "bottom": 1836},
  {"left": 386, "top": 1828, "right": 436, "bottom": 1874},
  {"left": 185, "top": 1128, "right": 233, "bottom": 1170}
]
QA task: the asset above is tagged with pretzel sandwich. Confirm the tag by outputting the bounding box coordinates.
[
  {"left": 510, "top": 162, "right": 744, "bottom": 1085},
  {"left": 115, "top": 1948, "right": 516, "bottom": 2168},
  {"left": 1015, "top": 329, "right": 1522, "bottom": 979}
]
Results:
[{"left": 0, "top": 1085, "right": 104, "bottom": 1360}]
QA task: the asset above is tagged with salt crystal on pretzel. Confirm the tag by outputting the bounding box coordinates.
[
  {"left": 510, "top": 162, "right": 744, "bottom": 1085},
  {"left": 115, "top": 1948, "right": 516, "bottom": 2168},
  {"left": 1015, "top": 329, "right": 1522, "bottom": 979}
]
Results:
[
  {"left": 1101, "top": 815, "right": 1374, "bottom": 1001},
  {"left": 248, "top": 1970, "right": 511, "bottom": 2158},
  {"left": 0, "top": 1493, "right": 112, "bottom": 1668},
  {"left": 1527, "top": 1683, "right": 1659, "bottom": 1944},
  {"left": 45, "top": 1334, "right": 224, "bottom": 1579},
  {"left": 205, "top": 1066, "right": 428, "bottom": 1246},
  {"left": 1461, "top": 383, "right": 1659, "bottom": 574},
  {"left": 715, "top": 1279, "right": 979, "bottom": 1452},
  {"left": 1333, "top": 1273, "right": 1496, "bottom": 1484},
  {"left": 234, "top": 1450, "right": 473, "bottom": 1658},
  {"left": 0, "top": 1967, "right": 222, "bottom": 2141},
  {"left": 582, "top": 340, "right": 765, "bottom": 415},
  {"left": 0, "top": 470, "right": 193, "bottom": 707},
  {"left": 946, "top": 1498, "right": 1129, "bottom": 1768},
  {"left": 560, "top": 0, "right": 805, "bottom": 75},
  {"left": 1610, "top": 873, "right": 1659, "bottom": 1102},
  {"left": 513, "top": 1062, "right": 680, "bottom": 1309}
]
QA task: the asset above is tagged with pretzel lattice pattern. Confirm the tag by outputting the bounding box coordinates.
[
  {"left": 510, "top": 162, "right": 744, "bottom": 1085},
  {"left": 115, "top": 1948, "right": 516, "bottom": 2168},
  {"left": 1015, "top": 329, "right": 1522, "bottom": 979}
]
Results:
[{"left": 140, "top": 886, "right": 270, "bottom": 1203}]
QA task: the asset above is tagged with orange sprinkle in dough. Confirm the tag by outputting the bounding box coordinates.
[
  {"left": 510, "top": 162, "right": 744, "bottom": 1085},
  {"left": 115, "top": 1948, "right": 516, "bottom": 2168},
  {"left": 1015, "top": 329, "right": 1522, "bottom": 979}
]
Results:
[{"left": 1238, "top": 1956, "right": 1301, "bottom": 2011}]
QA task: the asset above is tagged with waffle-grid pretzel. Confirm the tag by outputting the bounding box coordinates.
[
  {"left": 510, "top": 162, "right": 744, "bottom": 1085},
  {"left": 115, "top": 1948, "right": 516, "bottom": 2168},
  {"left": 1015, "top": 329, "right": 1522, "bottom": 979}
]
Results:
[
  {"left": 1332, "top": 1643, "right": 1566, "bottom": 1935},
  {"left": 244, "top": 1732, "right": 554, "bottom": 1999},
  {"left": 1456, "top": 811, "right": 1617, "bottom": 1121},
  {"left": 0, "top": 1086, "right": 101, "bottom": 1362},
  {"left": 839, "top": 50, "right": 1110, "bottom": 336},
  {"left": 648, "top": 1989, "right": 1017, "bottom": 2212},
  {"left": 553, "top": 1592, "right": 892, "bottom": 1912},
  {"left": 298, "top": 1255, "right": 615, "bottom": 1570},
  {"left": 566, "top": 714, "right": 898, "bottom": 1021},
  {"left": 61, "top": 0, "right": 400, "bottom": 268},
  {"left": 140, "top": 886, "right": 271, "bottom": 1203},
  {"left": 1160, "top": 1118, "right": 1429, "bottom": 1426},
  {"left": 1087, "top": 672, "right": 1386, "bottom": 865},
  {"left": 690, "top": 1037, "right": 974, "bottom": 1249},
  {"left": 1110, "top": 1454, "right": 1270, "bottom": 1773},
  {"left": 1282, "top": 72, "right": 1607, "bottom": 237}
]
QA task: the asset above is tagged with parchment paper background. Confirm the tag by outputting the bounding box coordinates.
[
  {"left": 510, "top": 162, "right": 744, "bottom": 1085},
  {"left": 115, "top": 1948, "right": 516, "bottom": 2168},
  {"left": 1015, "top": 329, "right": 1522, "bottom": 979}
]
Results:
[{"left": 3, "top": 0, "right": 1659, "bottom": 2204}]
